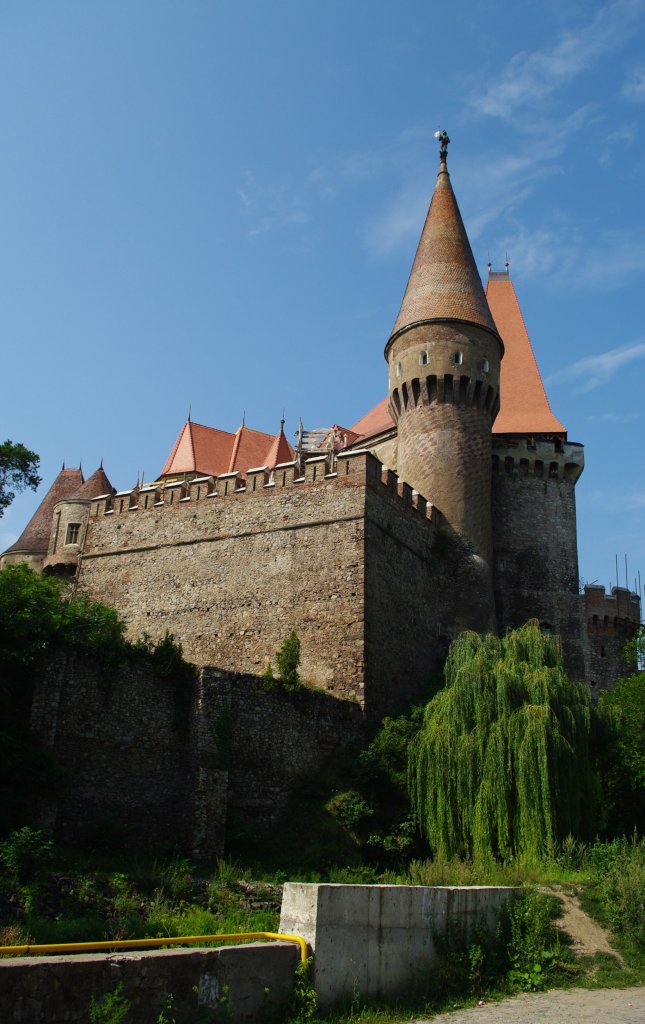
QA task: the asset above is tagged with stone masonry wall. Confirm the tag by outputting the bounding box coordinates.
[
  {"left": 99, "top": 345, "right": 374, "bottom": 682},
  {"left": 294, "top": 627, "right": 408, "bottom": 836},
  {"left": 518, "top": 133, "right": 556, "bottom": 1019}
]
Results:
[
  {"left": 29, "top": 650, "right": 227, "bottom": 858},
  {"left": 78, "top": 455, "right": 370, "bottom": 705},
  {"left": 29, "top": 653, "right": 364, "bottom": 857},
  {"left": 491, "top": 440, "right": 587, "bottom": 680},
  {"left": 583, "top": 584, "right": 641, "bottom": 699},
  {"left": 76, "top": 452, "right": 451, "bottom": 713}
]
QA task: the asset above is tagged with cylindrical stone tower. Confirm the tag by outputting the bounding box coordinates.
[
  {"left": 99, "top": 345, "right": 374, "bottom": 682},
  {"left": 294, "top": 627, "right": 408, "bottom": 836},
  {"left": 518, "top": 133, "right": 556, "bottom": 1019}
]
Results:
[{"left": 385, "top": 134, "right": 503, "bottom": 626}]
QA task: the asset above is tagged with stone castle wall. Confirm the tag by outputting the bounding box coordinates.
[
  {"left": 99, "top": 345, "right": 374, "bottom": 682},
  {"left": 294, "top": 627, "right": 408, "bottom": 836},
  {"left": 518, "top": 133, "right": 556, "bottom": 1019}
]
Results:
[
  {"left": 29, "top": 652, "right": 363, "bottom": 858},
  {"left": 491, "top": 439, "right": 587, "bottom": 680},
  {"left": 77, "top": 451, "right": 447, "bottom": 717},
  {"left": 583, "top": 584, "right": 641, "bottom": 699}
]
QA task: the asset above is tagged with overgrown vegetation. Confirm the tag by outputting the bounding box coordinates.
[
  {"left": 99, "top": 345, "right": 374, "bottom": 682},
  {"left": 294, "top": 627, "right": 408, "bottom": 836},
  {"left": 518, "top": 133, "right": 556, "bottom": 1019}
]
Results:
[
  {"left": 409, "top": 623, "right": 599, "bottom": 861},
  {"left": 263, "top": 629, "right": 302, "bottom": 691},
  {"left": 0, "top": 564, "right": 197, "bottom": 835}
]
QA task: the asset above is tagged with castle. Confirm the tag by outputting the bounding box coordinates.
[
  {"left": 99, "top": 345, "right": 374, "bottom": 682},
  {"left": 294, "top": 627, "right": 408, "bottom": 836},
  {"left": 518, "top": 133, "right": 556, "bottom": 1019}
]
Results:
[{"left": 3, "top": 135, "right": 640, "bottom": 714}]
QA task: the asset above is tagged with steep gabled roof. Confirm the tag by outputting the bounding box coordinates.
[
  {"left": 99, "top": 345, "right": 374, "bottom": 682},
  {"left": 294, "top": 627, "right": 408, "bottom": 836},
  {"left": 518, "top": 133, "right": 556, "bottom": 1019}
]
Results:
[
  {"left": 262, "top": 422, "right": 295, "bottom": 468},
  {"left": 4, "top": 467, "right": 84, "bottom": 555},
  {"left": 388, "top": 152, "right": 498, "bottom": 347},
  {"left": 160, "top": 421, "right": 237, "bottom": 477},
  {"left": 486, "top": 271, "right": 566, "bottom": 436},
  {"left": 228, "top": 424, "right": 279, "bottom": 474}
]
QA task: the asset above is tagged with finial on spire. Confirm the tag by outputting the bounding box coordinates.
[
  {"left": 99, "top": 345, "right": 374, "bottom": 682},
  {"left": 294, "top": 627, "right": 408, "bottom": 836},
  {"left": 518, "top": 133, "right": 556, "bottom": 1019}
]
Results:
[
  {"left": 505, "top": 253, "right": 510, "bottom": 273},
  {"left": 187, "top": 404, "right": 192, "bottom": 423},
  {"left": 280, "top": 409, "right": 285, "bottom": 431},
  {"left": 242, "top": 410, "right": 246, "bottom": 427},
  {"left": 434, "top": 128, "right": 450, "bottom": 163}
]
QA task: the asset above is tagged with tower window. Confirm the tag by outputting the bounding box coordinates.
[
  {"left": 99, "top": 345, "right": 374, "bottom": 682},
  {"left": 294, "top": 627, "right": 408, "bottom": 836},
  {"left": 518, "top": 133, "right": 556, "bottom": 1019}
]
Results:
[
  {"left": 396, "top": 362, "right": 402, "bottom": 378},
  {"left": 453, "top": 351, "right": 463, "bottom": 365},
  {"left": 420, "top": 351, "right": 428, "bottom": 366},
  {"left": 482, "top": 357, "right": 490, "bottom": 372},
  {"left": 66, "top": 523, "right": 81, "bottom": 545}
]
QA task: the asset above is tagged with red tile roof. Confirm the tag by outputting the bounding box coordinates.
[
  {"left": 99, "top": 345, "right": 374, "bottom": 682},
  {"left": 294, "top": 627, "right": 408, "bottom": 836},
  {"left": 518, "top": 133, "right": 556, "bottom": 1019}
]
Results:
[
  {"left": 263, "top": 424, "right": 295, "bottom": 468},
  {"left": 4, "top": 467, "right": 84, "bottom": 555},
  {"left": 389, "top": 159, "right": 498, "bottom": 345},
  {"left": 161, "top": 421, "right": 237, "bottom": 478},
  {"left": 350, "top": 398, "right": 394, "bottom": 442},
  {"left": 228, "top": 425, "right": 278, "bottom": 475},
  {"left": 486, "top": 273, "right": 565, "bottom": 436},
  {"left": 72, "top": 466, "right": 114, "bottom": 499},
  {"left": 160, "top": 420, "right": 289, "bottom": 479}
]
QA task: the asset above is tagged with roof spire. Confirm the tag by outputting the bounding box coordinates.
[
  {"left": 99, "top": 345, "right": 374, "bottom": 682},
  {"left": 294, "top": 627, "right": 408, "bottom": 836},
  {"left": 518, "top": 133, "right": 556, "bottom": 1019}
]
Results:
[{"left": 386, "top": 132, "right": 499, "bottom": 350}]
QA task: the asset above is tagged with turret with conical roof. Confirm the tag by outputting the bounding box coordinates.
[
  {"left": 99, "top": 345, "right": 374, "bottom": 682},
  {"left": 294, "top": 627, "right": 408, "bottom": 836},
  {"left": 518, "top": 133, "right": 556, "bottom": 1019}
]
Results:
[
  {"left": 385, "top": 134, "right": 503, "bottom": 626},
  {"left": 43, "top": 465, "right": 114, "bottom": 576}
]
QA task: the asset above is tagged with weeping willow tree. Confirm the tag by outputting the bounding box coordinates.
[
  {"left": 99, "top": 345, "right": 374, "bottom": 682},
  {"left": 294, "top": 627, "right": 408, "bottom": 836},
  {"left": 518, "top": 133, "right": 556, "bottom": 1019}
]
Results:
[{"left": 408, "top": 622, "right": 599, "bottom": 861}]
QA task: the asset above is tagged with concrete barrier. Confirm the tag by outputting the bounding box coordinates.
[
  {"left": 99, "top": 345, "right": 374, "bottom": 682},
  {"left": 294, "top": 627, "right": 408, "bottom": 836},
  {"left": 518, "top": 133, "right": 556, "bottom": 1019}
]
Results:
[
  {"left": 280, "top": 883, "right": 517, "bottom": 1009},
  {"left": 0, "top": 941, "right": 298, "bottom": 1023}
]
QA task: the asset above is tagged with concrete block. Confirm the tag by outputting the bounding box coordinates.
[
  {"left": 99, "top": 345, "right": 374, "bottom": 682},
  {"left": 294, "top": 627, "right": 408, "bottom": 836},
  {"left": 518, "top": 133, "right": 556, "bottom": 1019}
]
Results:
[{"left": 280, "top": 883, "right": 516, "bottom": 1009}]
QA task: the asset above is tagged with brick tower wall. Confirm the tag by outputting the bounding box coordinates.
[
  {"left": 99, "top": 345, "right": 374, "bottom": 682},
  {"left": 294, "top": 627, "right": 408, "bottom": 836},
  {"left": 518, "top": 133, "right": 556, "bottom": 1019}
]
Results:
[
  {"left": 491, "top": 439, "right": 587, "bottom": 680},
  {"left": 387, "top": 321, "right": 502, "bottom": 632}
]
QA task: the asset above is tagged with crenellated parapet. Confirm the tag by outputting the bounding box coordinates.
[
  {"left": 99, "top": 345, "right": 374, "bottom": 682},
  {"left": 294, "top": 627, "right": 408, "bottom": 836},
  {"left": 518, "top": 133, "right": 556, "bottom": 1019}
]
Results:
[
  {"left": 492, "top": 438, "right": 584, "bottom": 483},
  {"left": 584, "top": 584, "right": 641, "bottom": 635},
  {"left": 390, "top": 371, "right": 499, "bottom": 422},
  {"left": 89, "top": 450, "right": 441, "bottom": 529}
]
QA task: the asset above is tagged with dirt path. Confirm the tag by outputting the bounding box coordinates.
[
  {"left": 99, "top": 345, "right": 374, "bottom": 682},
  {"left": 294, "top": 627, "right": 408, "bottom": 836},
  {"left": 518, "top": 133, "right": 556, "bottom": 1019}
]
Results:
[
  {"left": 415, "top": 986, "right": 645, "bottom": 1023},
  {"left": 542, "top": 885, "right": 625, "bottom": 965}
]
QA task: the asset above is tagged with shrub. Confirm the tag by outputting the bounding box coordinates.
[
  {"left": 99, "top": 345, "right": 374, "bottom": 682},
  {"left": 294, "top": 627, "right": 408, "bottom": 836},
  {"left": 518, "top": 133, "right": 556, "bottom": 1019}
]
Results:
[{"left": 275, "top": 631, "right": 301, "bottom": 690}]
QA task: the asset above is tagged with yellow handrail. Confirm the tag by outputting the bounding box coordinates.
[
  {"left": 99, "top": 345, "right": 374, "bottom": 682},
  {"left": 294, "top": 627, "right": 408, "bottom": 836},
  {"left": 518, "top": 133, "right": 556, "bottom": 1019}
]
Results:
[{"left": 0, "top": 931, "right": 309, "bottom": 965}]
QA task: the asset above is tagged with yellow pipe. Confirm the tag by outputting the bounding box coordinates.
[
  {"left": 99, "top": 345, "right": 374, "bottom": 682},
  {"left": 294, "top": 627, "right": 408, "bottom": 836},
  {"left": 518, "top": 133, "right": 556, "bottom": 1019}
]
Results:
[{"left": 0, "top": 931, "right": 309, "bottom": 965}]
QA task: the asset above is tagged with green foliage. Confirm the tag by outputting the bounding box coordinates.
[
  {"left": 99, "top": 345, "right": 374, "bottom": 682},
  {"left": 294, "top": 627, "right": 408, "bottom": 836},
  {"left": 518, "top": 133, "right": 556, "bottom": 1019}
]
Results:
[
  {"left": 0, "top": 827, "right": 53, "bottom": 884},
  {"left": 596, "top": 671, "right": 645, "bottom": 835},
  {"left": 624, "top": 625, "right": 645, "bottom": 672},
  {"left": 89, "top": 983, "right": 130, "bottom": 1024},
  {"left": 275, "top": 630, "right": 301, "bottom": 690},
  {"left": 408, "top": 623, "right": 598, "bottom": 861},
  {"left": 0, "top": 440, "right": 40, "bottom": 518},
  {"left": 587, "top": 836, "right": 645, "bottom": 947},
  {"left": 284, "top": 958, "right": 318, "bottom": 1023},
  {"left": 504, "top": 888, "right": 567, "bottom": 991}
]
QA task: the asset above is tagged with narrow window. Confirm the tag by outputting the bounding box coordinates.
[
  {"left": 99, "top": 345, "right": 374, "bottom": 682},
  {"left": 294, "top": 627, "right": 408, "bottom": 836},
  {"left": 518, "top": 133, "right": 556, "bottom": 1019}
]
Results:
[
  {"left": 453, "top": 351, "right": 463, "bottom": 366},
  {"left": 482, "top": 356, "right": 490, "bottom": 372},
  {"left": 66, "top": 523, "right": 80, "bottom": 545},
  {"left": 420, "top": 351, "right": 428, "bottom": 366},
  {"left": 396, "top": 362, "right": 402, "bottom": 378}
]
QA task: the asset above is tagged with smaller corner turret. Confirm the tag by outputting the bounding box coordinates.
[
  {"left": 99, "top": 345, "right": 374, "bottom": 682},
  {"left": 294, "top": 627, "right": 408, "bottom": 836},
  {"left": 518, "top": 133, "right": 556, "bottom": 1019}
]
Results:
[{"left": 43, "top": 466, "right": 114, "bottom": 578}]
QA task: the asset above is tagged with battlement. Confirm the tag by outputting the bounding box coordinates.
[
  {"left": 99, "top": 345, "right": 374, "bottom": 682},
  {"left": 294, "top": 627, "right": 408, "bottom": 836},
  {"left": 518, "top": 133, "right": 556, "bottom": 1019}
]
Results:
[
  {"left": 584, "top": 583, "right": 641, "bottom": 633},
  {"left": 89, "top": 450, "right": 440, "bottom": 528},
  {"left": 492, "top": 438, "right": 584, "bottom": 483},
  {"left": 391, "top": 373, "right": 499, "bottom": 422}
]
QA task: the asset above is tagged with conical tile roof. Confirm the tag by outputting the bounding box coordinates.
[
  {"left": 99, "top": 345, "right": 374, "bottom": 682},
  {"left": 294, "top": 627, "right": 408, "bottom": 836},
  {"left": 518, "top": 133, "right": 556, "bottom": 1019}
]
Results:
[
  {"left": 71, "top": 465, "right": 114, "bottom": 499},
  {"left": 3, "top": 467, "right": 84, "bottom": 555},
  {"left": 388, "top": 153, "right": 497, "bottom": 346},
  {"left": 486, "top": 271, "right": 565, "bottom": 436}
]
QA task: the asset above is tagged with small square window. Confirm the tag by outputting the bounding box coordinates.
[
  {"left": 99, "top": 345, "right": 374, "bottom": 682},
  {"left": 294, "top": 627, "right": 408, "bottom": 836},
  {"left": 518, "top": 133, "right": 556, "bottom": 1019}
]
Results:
[{"left": 66, "top": 523, "right": 81, "bottom": 545}]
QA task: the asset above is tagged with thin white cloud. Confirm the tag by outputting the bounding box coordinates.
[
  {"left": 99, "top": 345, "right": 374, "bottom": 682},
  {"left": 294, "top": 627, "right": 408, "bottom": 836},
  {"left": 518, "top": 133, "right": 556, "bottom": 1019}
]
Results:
[
  {"left": 598, "top": 124, "right": 637, "bottom": 165},
  {"left": 494, "top": 225, "right": 645, "bottom": 289},
  {"left": 623, "top": 65, "right": 645, "bottom": 101},
  {"left": 587, "top": 410, "right": 640, "bottom": 423},
  {"left": 546, "top": 340, "right": 645, "bottom": 391},
  {"left": 471, "top": 0, "right": 645, "bottom": 120}
]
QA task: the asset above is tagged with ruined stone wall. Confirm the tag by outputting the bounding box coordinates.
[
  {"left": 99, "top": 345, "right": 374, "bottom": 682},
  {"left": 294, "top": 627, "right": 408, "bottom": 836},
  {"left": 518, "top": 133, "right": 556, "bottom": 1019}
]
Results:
[
  {"left": 29, "top": 653, "right": 364, "bottom": 857},
  {"left": 208, "top": 669, "right": 364, "bottom": 837},
  {"left": 30, "top": 650, "right": 226, "bottom": 858},
  {"left": 491, "top": 439, "right": 587, "bottom": 680}
]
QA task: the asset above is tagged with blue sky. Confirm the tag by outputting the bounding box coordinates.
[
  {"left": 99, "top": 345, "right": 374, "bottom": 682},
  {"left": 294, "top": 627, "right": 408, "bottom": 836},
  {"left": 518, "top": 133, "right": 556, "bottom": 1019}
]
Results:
[{"left": 1, "top": 0, "right": 644, "bottom": 598}]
